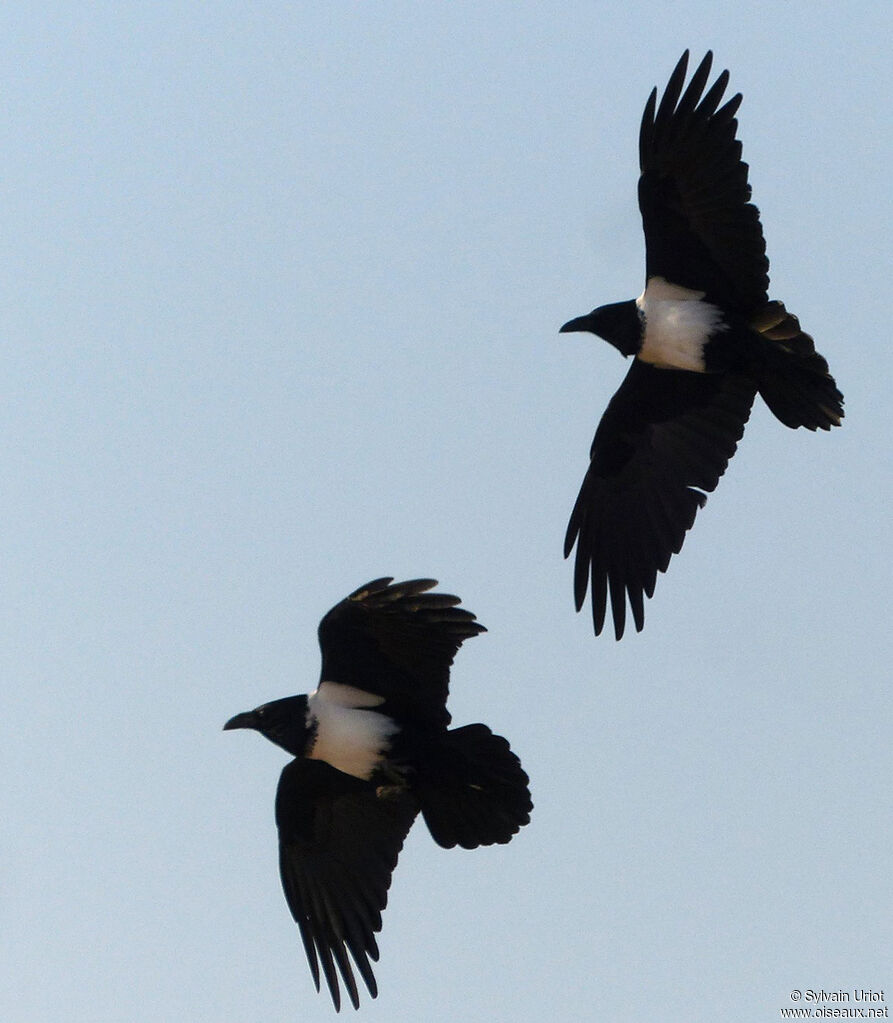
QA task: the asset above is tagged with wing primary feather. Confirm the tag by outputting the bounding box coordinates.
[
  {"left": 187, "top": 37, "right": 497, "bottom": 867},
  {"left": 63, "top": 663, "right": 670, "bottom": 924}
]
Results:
[
  {"left": 638, "top": 88, "right": 658, "bottom": 167},
  {"left": 674, "top": 51, "right": 713, "bottom": 121},
  {"left": 321, "top": 898, "right": 361, "bottom": 1012},
  {"left": 695, "top": 70, "right": 731, "bottom": 120},
  {"left": 607, "top": 563, "right": 628, "bottom": 641},
  {"left": 654, "top": 50, "right": 690, "bottom": 131},
  {"left": 346, "top": 577, "right": 394, "bottom": 601},
  {"left": 590, "top": 557, "right": 608, "bottom": 636}
]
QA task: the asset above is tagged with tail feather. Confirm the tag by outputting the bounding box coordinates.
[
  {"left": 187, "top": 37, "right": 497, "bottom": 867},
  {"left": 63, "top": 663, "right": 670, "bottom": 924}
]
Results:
[
  {"left": 750, "top": 301, "right": 843, "bottom": 430},
  {"left": 416, "top": 724, "right": 532, "bottom": 850}
]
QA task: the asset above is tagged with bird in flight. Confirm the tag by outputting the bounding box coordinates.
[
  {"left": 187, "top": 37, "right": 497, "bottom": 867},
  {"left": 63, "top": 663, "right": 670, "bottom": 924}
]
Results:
[
  {"left": 560, "top": 50, "right": 843, "bottom": 640},
  {"left": 224, "top": 577, "right": 532, "bottom": 1011}
]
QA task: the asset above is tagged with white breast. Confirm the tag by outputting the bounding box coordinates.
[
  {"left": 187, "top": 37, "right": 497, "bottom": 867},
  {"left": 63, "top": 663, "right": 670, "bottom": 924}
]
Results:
[
  {"left": 636, "top": 277, "right": 726, "bottom": 372},
  {"left": 306, "top": 682, "right": 398, "bottom": 780}
]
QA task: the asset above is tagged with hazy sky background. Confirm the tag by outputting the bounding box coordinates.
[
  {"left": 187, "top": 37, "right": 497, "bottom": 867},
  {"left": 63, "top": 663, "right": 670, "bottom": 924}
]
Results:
[{"left": 3, "top": 4, "right": 890, "bottom": 1021}]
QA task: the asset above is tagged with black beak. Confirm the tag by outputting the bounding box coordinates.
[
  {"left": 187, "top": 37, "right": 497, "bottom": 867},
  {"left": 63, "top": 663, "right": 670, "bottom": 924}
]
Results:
[
  {"left": 559, "top": 313, "right": 596, "bottom": 334},
  {"left": 223, "top": 710, "right": 257, "bottom": 731}
]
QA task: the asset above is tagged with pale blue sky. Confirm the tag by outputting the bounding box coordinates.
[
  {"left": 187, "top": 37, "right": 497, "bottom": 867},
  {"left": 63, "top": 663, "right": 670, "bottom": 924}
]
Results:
[{"left": 3, "top": 4, "right": 891, "bottom": 1021}]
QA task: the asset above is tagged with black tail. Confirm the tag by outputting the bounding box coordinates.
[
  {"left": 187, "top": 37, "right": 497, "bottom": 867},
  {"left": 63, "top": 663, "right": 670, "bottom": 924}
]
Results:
[
  {"left": 415, "top": 724, "right": 532, "bottom": 850},
  {"left": 749, "top": 301, "right": 844, "bottom": 430}
]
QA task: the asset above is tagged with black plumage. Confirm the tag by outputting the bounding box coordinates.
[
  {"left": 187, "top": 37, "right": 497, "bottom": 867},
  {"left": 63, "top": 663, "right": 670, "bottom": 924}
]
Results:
[
  {"left": 224, "top": 578, "right": 531, "bottom": 1010},
  {"left": 561, "top": 51, "right": 843, "bottom": 639}
]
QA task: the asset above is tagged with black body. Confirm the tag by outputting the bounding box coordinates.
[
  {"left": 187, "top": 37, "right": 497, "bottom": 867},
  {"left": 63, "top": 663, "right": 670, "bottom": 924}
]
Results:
[
  {"left": 224, "top": 577, "right": 531, "bottom": 1010},
  {"left": 560, "top": 51, "right": 843, "bottom": 639}
]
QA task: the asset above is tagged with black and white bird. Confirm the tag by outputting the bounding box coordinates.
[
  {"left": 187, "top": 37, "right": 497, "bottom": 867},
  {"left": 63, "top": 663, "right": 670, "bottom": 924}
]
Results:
[
  {"left": 560, "top": 50, "right": 843, "bottom": 640},
  {"left": 224, "top": 577, "right": 532, "bottom": 1011}
]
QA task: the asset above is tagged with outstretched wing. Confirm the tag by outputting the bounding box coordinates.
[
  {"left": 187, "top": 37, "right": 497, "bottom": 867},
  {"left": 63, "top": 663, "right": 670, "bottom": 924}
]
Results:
[
  {"left": 565, "top": 360, "right": 756, "bottom": 639},
  {"left": 638, "top": 50, "right": 769, "bottom": 311},
  {"left": 318, "top": 578, "right": 485, "bottom": 729},
  {"left": 276, "top": 758, "right": 420, "bottom": 1011}
]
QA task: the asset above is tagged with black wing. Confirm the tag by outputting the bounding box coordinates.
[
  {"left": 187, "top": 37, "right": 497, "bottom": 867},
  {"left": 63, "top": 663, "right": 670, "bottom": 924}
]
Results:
[
  {"left": 318, "top": 578, "right": 485, "bottom": 729},
  {"left": 276, "top": 758, "right": 420, "bottom": 1011},
  {"left": 565, "top": 360, "right": 756, "bottom": 638},
  {"left": 638, "top": 50, "right": 769, "bottom": 311}
]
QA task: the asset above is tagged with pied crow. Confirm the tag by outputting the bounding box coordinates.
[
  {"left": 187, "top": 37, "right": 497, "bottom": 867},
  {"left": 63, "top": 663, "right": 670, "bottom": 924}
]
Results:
[
  {"left": 560, "top": 50, "right": 843, "bottom": 640},
  {"left": 224, "top": 577, "right": 532, "bottom": 1011}
]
